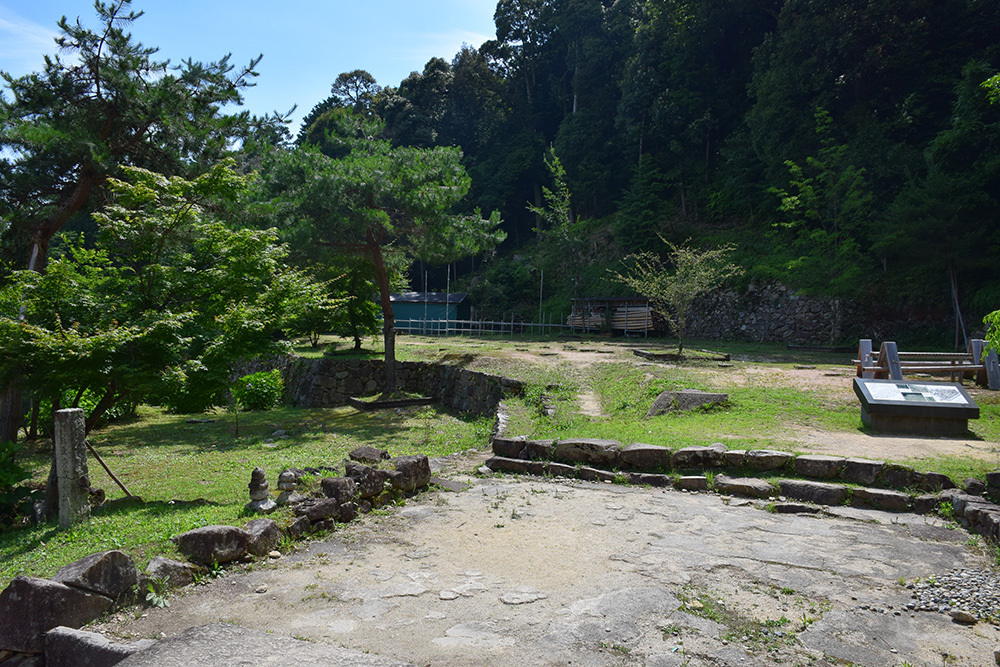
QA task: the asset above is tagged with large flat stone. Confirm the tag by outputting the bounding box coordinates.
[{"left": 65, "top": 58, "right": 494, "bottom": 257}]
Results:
[
  {"left": 523, "top": 439, "right": 555, "bottom": 461},
  {"left": 618, "top": 443, "right": 672, "bottom": 471},
  {"left": 671, "top": 443, "right": 728, "bottom": 469},
  {"left": 778, "top": 480, "right": 849, "bottom": 506},
  {"left": 552, "top": 439, "right": 621, "bottom": 467},
  {"left": 114, "top": 623, "right": 413, "bottom": 666},
  {"left": 745, "top": 449, "right": 793, "bottom": 471},
  {"left": 172, "top": 526, "right": 251, "bottom": 565},
  {"left": 0, "top": 576, "right": 113, "bottom": 653},
  {"left": 841, "top": 458, "right": 884, "bottom": 485},
  {"left": 45, "top": 626, "right": 156, "bottom": 667},
  {"left": 713, "top": 475, "right": 774, "bottom": 499},
  {"left": 491, "top": 436, "right": 527, "bottom": 459},
  {"left": 484, "top": 456, "right": 531, "bottom": 474},
  {"left": 851, "top": 488, "right": 912, "bottom": 512},
  {"left": 645, "top": 390, "right": 728, "bottom": 417},
  {"left": 51, "top": 550, "right": 137, "bottom": 600},
  {"left": 794, "top": 455, "right": 845, "bottom": 479}
]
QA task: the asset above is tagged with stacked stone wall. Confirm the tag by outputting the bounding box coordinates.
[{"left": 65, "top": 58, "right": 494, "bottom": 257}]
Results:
[{"left": 242, "top": 356, "right": 523, "bottom": 416}]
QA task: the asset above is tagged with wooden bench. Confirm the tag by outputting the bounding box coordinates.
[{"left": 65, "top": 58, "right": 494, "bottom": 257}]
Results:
[{"left": 854, "top": 339, "right": 1000, "bottom": 390}]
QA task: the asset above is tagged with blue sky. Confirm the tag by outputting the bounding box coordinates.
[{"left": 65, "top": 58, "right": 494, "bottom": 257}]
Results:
[{"left": 0, "top": 0, "right": 497, "bottom": 134}]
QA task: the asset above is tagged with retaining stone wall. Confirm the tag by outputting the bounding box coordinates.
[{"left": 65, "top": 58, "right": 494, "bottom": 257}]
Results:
[
  {"left": 241, "top": 356, "right": 524, "bottom": 417},
  {"left": 485, "top": 434, "right": 1000, "bottom": 542},
  {"left": 683, "top": 283, "right": 862, "bottom": 345}
]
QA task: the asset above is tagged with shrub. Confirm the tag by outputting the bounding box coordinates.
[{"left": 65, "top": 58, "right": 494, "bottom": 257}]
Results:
[
  {"left": 0, "top": 440, "right": 35, "bottom": 526},
  {"left": 232, "top": 370, "right": 284, "bottom": 411}
]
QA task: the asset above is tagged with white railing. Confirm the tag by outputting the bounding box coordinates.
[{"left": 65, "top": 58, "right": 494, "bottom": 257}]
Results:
[{"left": 394, "top": 317, "right": 569, "bottom": 336}]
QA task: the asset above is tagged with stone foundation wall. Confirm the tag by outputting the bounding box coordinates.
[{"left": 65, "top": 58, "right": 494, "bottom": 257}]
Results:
[
  {"left": 683, "top": 283, "right": 863, "bottom": 345},
  {"left": 245, "top": 356, "right": 524, "bottom": 416}
]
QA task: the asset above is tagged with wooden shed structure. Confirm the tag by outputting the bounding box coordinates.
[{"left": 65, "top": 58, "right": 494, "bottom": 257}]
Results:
[{"left": 568, "top": 297, "right": 653, "bottom": 334}]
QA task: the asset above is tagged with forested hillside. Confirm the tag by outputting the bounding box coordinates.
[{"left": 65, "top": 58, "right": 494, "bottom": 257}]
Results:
[{"left": 298, "top": 0, "right": 1000, "bottom": 339}]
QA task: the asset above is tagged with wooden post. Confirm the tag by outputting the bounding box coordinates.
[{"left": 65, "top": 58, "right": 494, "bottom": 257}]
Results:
[
  {"left": 857, "top": 339, "right": 874, "bottom": 379},
  {"left": 879, "top": 341, "right": 903, "bottom": 381}
]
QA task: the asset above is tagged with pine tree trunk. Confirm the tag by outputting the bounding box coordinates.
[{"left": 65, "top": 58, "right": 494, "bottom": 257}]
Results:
[{"left": 368, "top": 228, "right": 396, "bottom": 396}]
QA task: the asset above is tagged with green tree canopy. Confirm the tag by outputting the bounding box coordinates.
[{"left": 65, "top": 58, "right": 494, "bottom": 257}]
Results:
[
  {"left": 0, "top": 161, "right": 323, "bottom": 430},
  {"left": 258, "top": 114, "right": 504, "bottom": 393}
]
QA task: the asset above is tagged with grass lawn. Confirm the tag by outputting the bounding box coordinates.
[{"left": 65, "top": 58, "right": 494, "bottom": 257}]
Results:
[
  {"left": 0, "top": 401, "right": 491, "bottom": 588},
  {"left": 3, "top": 333, "right": 998, "bottom": 589}
]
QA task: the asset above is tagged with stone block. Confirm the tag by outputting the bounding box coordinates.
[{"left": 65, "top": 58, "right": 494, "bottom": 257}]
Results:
[
  {"left": 619, "top": 442, "right": 672, "bottom": 471},
  {"left": 348, "top": 447, "right": 389, "bottom": 463},
  {"left": 645, "top": 390, "right": 728, "bottom": 417},
  {"left": 286, "top": 516, "right": 311, "bottom": 540},
  {"left": 484, "top": 456, "right": 530, "bottom": 474},
  {"left": 676, "top": 476, "right": 708, "bottom": 491},
  {"left": 778, "top": 480, "right": 849, "bottom": 506},
  {"left": 320, "top": 477, "right": 358, "bottom": 504},
  {"left": 626, "top": 473, "right": 672, "bottom": 487},
  {"left": 773, "top": 503, "right": 821, "bottom": 514},
  {"left": 913, "top": 494, "right": 939, "bottom": 515},
  {"left": 344, "top": 462, "right": 389, "bottom": 499},
  {"left": 879, "top": 464, "right": 917, "bottom": 489},
  {"left": 388, "top": 455, "right": 431, "bottom": 492},
  {"left": 986, "top": 471, "right": 1000, "bottom": 489},
  {"left": 45, "top": 626, "right": 156, "bottom": 667},
  {"left": 713, "top": 475, "right": 774, "bottom": 498},
  {"left": 491, "top": 436, "right": 527, "bottom": 459},
  {"left": 671, "top": 443, "right": 728, "bottom": 469},
  {"left": 523, "top": 440, "right": 555, "bottom": 460},
  {"left": 841, "top": 458, "right": 884, "bottom": 485},
  {"left": 852, "top": 488, "right": 912, "bottom": 512},
  {"left": 544, "top": 462, "right": 577, "bottom": 478},
  {"left": 724, "top": 450, "right": 747, "bottom": 467},
  {"left": 52, "top": 550, "right": 137, "bottom": 600},
  {"left": 552, "top": 438, "right": 621, "bottom": 467},
  {"left": 577, "top": 467, "right": 617, "bottom": 483},
  {"left": 964, "top": 478, "right": 987, "bottom": 496},
  {"left": 920, "top": 472, "right": 956, "bottom": 492},
  {"left": 294, "top": 499, "right": 345, "bottom": 523},
  {"left": 172, "top": 526, "right": 251, "bottom": 565},
  {"left": 0, "top": 576, "right": 113, "bottom": 653},
  {"left": 793, "top": 455, "right": 845, "bottom": 480},
  {"left": 243, "top": 519, "right": 281, "bottom": 557},
  {"left": 745, "top": 450, "right": 793, "bottom": 471},
  {"left": 144, "top": 557, "right": 199, "bottom": 589}
]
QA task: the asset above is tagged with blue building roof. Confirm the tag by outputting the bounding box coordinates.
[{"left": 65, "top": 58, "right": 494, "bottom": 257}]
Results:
[{"left": 390, "top": 292, "right": 468, "bottom": 304}]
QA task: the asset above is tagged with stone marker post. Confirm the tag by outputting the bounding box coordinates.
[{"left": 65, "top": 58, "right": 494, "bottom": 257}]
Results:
[{"left": 54, "top": 408, "right": 90, "bottom": 528}]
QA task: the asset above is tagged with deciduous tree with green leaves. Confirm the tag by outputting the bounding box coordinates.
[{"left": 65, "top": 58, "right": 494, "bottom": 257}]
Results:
[
  {"left": 0, "top": 0, "right": 284, "bottom": 441},
  {"left": 611, "top": 238, "right": 743, "bottom": 355},
  {"left": 0, "top": 161, "right": 322, "bottom": 431}
]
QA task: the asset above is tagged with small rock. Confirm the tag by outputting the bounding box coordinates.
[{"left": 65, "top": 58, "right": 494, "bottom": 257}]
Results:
[
  {"left": 950, "top": 609, "right": 977, "bottom": 624},
  {"left": 254, "top": 585, "right": 268, "bottom": 594},
  {"left": 477, "top": 466, "right": 494, "bottom": 476},
  {"left": 268, "top": 551, "right": 281, "bottom": 559}
]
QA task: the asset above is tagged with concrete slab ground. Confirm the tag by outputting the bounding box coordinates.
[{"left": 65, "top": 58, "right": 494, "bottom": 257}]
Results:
[{"left": 95, "top": 474, "right": 1000, "bottom": 666}]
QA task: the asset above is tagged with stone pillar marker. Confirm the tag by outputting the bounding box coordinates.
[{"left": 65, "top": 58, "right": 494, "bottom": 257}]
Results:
[{"left": 54, "top": 408, "right": 91, "bottom": 528}]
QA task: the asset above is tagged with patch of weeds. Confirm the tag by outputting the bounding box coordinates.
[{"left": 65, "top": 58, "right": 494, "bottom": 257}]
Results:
[
  {"left": 660, "top": 623, "right": 682, "bottom": 639},
  {"left": 704, "top": 471, "right": 716, "bottom": 489},
  {"left": 937, "top": 501, "right": 955, "bottom": 521},
  {"left": 680, "top": 586, "right": 796, "bottom": 652},
  {"left": 598, "top": 642, "right": 631, "bottom": 655},
  {"left": 145, "top": 576, "right": 170, "bottom": 608},
  {"left": 612, "top": 472, "right": 630, "bottom": 486}
]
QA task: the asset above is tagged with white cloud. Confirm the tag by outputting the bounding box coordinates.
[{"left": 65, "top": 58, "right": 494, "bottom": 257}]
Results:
[{"left": 0, "top": 7, "right": 60, "bottom": 76}]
